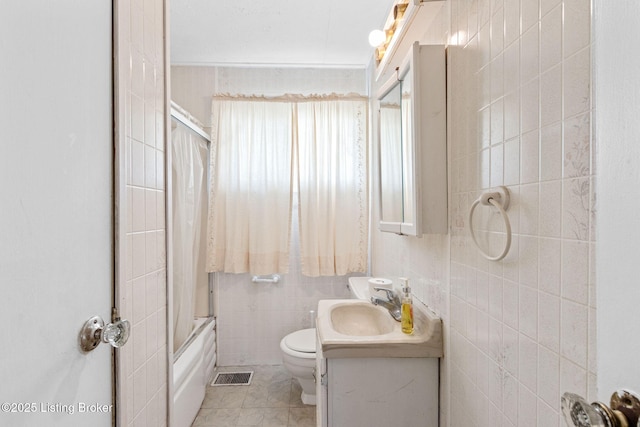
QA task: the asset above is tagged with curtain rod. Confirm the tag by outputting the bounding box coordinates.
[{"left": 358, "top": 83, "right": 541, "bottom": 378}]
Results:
[
  {"left": 170, "top": 104, "right": 211, "bottom": 143},
  {"left": 211, "top": 92, "right": 368, "bottom": 102}
]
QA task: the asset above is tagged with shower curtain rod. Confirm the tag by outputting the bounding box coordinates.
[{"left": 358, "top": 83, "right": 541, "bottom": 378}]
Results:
[{"left": 170, "top": 104, "right": 211, "bottom": 143}]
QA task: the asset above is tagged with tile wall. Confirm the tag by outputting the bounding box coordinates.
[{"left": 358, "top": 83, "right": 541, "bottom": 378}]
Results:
[
  {"left": 117, "top": 0, "right": 168, "bottom": 425},
  {"left": 371, "top": 0, "right": 594, "bottom": 426},
  {"left": 215, "top": 198, "right": 356, "bottom": 366}
]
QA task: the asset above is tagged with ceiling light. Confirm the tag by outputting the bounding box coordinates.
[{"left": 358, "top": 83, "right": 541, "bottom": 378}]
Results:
[{"left": 368, "top": 30, "right": 386, "bottom": 47}]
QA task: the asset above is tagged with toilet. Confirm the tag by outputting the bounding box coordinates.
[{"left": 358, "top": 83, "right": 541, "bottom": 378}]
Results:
[
  {"left": 280, "top": 328, "right": 317, "bottom": 405},
  {"left": 280, "top": 277, "right": 375, "bottom": 406}
]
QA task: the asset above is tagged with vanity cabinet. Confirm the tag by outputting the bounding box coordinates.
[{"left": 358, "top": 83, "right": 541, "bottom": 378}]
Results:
[
  {"left": 377, "top": 42, "right": 447, "bottom": 236},
  {"left": 316, "top": 352, "right": 439, "bottom": 427},
  {"left": 315, "top": 298, "right": 443, "bottom": 426}
]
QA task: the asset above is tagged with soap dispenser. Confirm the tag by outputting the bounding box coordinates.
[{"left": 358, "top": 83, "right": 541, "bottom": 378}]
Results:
[{"left": 400, "top": 278, "right": 414, "bottom": 334}]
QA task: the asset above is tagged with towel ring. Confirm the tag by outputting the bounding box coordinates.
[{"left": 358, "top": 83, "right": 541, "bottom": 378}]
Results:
[{"left": 468, "top": 186, "right": 512, "bottom": 261}]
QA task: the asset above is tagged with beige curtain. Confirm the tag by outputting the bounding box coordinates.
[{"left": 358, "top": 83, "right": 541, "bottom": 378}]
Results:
[
  {"left": 296, "top": 98, "right": 368, "bottom": 276},
  {"left": 207, "top": 95, "right": 368, "bottom": 277},
  {"left": 206, "top": 98, "right": 294, "bottom": 274}
]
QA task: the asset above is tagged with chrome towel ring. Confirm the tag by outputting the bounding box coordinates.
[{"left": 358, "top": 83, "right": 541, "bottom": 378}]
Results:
[{"left": 468, "top": 186, "right": 512, "bottom": 261}]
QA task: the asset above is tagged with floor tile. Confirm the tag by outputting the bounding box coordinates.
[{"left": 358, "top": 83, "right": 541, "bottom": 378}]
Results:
[
  {"left": 287, "top": 407, "right": 316, "bottom": 427},
  {"left": 191, "top": 365, "right": 316, "bottom": 427}
]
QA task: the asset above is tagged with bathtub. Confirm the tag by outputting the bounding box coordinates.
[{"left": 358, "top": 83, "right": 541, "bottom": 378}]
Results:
[{"left": 173, "top": 317, "right": 216, "bottom": 427}]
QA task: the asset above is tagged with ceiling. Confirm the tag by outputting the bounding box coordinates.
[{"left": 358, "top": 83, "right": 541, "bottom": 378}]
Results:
[{"left": 170, "top": 0, "right": 396, "bottom": 68}]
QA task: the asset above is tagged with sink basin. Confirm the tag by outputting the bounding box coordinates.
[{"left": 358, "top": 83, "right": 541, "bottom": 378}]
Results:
[
  {"left": 317, "top": 299, "right": 443, "bottom": 359},
  {"left": 330, "top": 303, "right": 395, "bottom": 336}
]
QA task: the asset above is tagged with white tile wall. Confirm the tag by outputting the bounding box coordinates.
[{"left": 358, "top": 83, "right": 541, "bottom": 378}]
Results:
[
  {"left": 117, "top": 0, "right": 167, "bottom": 425},
  {"left": 215, "top": 199, "right": 354, "bottom": 366},
  {"left": 371, "top": 0, "right": 594, "bottom": 425}
]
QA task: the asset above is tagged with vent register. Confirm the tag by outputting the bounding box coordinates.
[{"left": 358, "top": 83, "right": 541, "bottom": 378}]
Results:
[{"left": 211, "top": 371, "right": 254, "bottom": 386}]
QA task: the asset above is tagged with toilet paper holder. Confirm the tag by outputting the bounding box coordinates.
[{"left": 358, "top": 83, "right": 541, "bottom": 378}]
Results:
[
  {"left": 251, "top": 274, "right": 281, "bottom": 284},
  {"left": 562, "top": 389, "right": 640, "bottom": 427}
]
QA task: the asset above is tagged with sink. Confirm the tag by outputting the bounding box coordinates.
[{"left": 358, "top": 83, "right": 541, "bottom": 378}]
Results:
[
  {"left": 330, "top": 303, "right": 395, "bottom": 336},
  {"left": 317, "top": 299, "right": 443, "bottom": 359}
]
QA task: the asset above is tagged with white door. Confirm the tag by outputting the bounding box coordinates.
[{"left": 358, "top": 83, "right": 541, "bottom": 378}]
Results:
[{"left": 0, "top": 2, "right": 114, "bottom": 426}]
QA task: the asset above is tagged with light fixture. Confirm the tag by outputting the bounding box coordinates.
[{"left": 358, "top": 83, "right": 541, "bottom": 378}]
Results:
[
  {"left": 368, "top": 29, "right": 386, "bottom": 47},
  {"left": 393, "top": 2, "right": 408, "bottom": 19},
  {"left": 369, "top": 1, "right": 411, "bottom": 69}
]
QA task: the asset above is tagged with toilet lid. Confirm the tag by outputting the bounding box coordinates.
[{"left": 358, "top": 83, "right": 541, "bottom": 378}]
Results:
[{"left": 284, "top": 328, "right": 316, "bottom": 353}]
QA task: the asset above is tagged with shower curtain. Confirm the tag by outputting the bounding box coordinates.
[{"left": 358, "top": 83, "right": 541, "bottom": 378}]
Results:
[{"left": 172, "top": 120, "right": 208, "bottom": 352}]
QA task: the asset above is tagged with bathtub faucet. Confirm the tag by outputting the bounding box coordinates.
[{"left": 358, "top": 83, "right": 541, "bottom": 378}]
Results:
[{"left": 370, "top": 287, "right": 402, "bottom": 322}]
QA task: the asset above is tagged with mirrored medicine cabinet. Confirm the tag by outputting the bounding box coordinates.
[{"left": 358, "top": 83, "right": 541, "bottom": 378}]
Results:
[{"left": 376, "top": 42, "right": 447, "bottom": 236}]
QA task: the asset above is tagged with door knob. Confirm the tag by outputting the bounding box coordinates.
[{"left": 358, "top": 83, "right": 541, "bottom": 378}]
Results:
[
  {"left": 562, "top": 390, "right": 640, "bottom": 427},
  {"left": 79, "top": 315, "right": 131, "bottom": 352}
]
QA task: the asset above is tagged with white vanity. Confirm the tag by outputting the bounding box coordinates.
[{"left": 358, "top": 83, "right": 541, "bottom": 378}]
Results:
[{"left": 315, "top": 278, "right": 443, "bottom": 426}]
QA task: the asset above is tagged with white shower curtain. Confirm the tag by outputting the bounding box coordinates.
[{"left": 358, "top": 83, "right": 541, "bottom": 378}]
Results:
[{"left": 172, "top": 121, "right": 208, "bottom": 352}]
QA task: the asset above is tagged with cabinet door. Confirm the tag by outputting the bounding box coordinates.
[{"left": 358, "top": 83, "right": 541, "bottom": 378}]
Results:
[
  {"left": 327, "top": 358, "right": 439, "bottom": 427},
  {"left": 376, "top": 43, "right": 447, "bottom": 237},
  {"left": 317, "top": 353, "right": 328, "bottom": 427}
]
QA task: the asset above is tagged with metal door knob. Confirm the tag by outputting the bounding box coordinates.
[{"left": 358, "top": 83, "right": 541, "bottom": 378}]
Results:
[
  {"left": 562, "top": 390, "right": 640, "bottom": 427},
  {"left": 79, "top": 315, "right": 130, "bottom": 352},
  {"left": 561, "top": 393, "right": 607, "bottom": 427}
]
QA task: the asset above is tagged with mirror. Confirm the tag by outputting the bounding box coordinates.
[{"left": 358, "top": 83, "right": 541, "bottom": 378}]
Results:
[
  {"left": 379, "top": 81, "right": 403, "bottom": 225},
  {"left": 376, "top": 42, "right": 447, "bottom": 237},
  {"left": 377, "top": 54, "right": 420, "bottom": 236},
  {"left": 400, "top": 62, "right": 415, "bottom": 227}
]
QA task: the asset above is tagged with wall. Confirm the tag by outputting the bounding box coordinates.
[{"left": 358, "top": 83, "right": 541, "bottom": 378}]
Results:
[
  {"left": 116, "top": 0, "right": 168, "bottom": 425},
  {"left": 215, "top": 198, "right": 356, "bottom": 365},
  {"left": 171, "top": 66, "right": 367, "bottom": 365},
  {"left": 594, "top": 0, "right": 640, "bottom": 399},
  {"left": 370, "top": 0, "right": 593, "bottom": 426},
  {"left": 171, "top": 66, "right": 368, "bottom": 129}
]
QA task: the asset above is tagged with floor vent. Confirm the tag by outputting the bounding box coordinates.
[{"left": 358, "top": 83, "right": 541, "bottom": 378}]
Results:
[{"left": 211, "top": 371, "right": 254, "bottom": 386}]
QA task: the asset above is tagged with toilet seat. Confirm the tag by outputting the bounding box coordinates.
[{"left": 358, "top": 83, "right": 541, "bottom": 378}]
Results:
[{"left": 284, "top": 328, "right": 316, "bottom": 353}]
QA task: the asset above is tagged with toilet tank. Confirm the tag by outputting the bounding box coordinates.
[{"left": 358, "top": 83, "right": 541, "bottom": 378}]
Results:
[
  {"left": 347, "top": 277, "right": 371, "bottom": 299},
  {"left": 347, "top": 277, "right": 393, "bottom": 300}
]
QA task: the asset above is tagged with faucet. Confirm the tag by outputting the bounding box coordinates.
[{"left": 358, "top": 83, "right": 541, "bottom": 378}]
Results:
[{"left": 370, "top": 287, "right": 402, "bottom": 322}]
